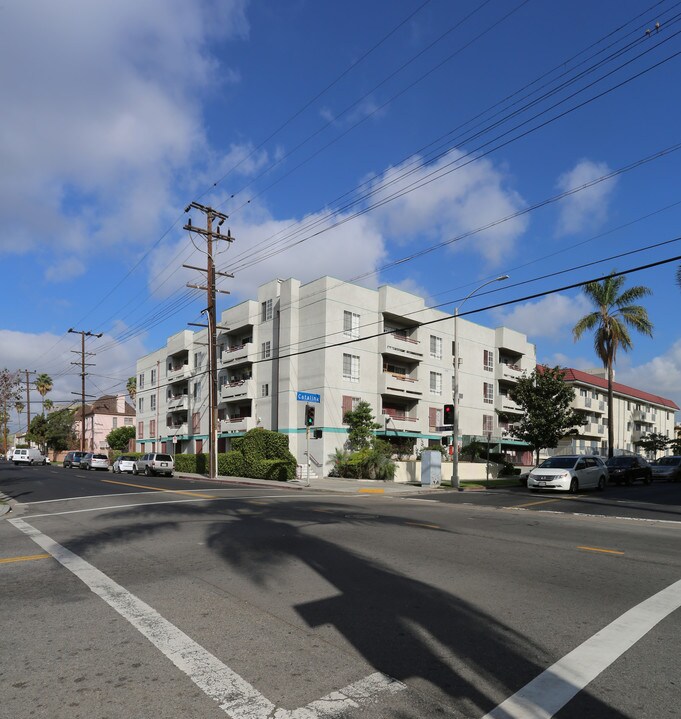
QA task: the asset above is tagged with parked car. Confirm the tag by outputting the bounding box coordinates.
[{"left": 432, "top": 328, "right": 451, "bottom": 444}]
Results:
[
  {"left": 81, "top": 453, "right": 110, "bottom": 471},
  {"left": 651, "top": 456, "right": 681, "bottom": 482},
  {"left": 12, "top": 447, "right": 47, "bottom": 465},
  {"left": 63, "top": 451, "right": 88, "bottom": 468},
  {"left": 112, "top": 455, "right": 137, "bottom": 474},
  {"left": 527, "top": 455, "right": 608, "bottom": 493},
  {"left": 133, "top": 453, "right": 174, "bottom": 477},
  {"left": 605, "top": 455, "right": 652, "bottom": 485}
]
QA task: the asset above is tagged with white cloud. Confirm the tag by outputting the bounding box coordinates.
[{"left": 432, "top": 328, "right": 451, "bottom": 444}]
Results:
[
  {"left": 617, "top": 339, "right": 681, "bottom": 411},
  {"left": 492, "top": 293, "right": 592, "bottom": 340},
  {"left": 45, "top": 258, "right": 86, "bottom": 283},
  {"left": 555, "top": 159, "right": 617, "bottom": 237},
  {"left": 367, "top": 149, "right": 528, "bottom": 264}
]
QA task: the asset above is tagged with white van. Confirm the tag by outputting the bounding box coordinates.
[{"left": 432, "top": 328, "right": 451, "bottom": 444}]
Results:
[{"left": 13, "top": 447, "right": 47, "bottom": 465}]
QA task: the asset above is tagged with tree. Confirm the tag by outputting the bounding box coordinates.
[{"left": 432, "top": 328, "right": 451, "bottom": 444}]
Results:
[
  {"left": 127, "top": 376, "right": 137, "bottom": 402},
  {"left": 44, "top": 409, "right": 77, "bottom": 454},
  {"left": 343, "top": 400, "right": 381, "bottom": 450},
  {"left": 669, "top": 436, "right": 681, "bottom": 454},
  {"left": 634, "top": 431, "right": 670, "bottom": 458},
  {"left": 43, "top": 399, "right": 54, "bottom": 413},
  {"left": 573, "top": 272, "right": 653, "bottom": 458},
  {"left": 15, "top": 401, "right": 25, "bottom": 431},
  {"left": 27, "top": 414, "right": 48, "bottom": 452},
  {"left": 106, "top": 425, "right": 136, "bottom": 452},
  {"left": 0, "top": 369, "right": 22, "bottom": 452},
  {"left": 507, "top": 366, "right": 587, "bottom": 465},
  {"left": 35, "top": 373, "right": 53, "bottom": 416}
]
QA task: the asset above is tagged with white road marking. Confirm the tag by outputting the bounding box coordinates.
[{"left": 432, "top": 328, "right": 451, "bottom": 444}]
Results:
[
  {"left": 482, "top": 576, "right": 681, "bottom": 719},
  {"left": 9, "top": 517, "right": 404, "bottom": 718},
  {"left": 27, "top": 491, "right": 153, "bottom": 504}
]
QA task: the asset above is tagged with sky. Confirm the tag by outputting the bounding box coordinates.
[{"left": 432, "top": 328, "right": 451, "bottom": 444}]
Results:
[{"left": 2, "top": 0, "right": 681, "bottom": 434}]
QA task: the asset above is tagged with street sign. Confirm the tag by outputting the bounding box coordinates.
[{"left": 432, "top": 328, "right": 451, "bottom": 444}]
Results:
[
  {"left": 172, "top": 436, "right": 178, "bottom": 444},
  {"left": 436, "top": 425, "right": 453, "bottom": 431},
  {"left": 296, "top": 391, "right": 320, "bottom": 403}
]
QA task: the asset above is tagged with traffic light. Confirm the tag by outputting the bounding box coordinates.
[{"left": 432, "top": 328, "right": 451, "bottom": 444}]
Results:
[
  {"left": 305, "top": 405, "right": 315, "bottom": 427},
  {"left": 443, "top": 404, "right": 454, "bottom": 425}
]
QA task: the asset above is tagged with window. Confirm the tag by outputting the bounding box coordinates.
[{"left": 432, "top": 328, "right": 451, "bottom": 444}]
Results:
[
  {"left": 151, "top": 368, "right": 156, "bottom": 384},
  {"left": 138, "top": 397, "right": 144, "bottom": 413},
  {"left": 483, "top": 382, "right": 494, "bottom": 404},
  {"left": 138, "top": 373, "right": 144, "bottom": 390},
  {"left": 483, "top": 415, "right": 494, "bottom": 434},
  {"left": 193, "top": 382, "right": 201, "bottom": 401},
  {"left": 194, "top": 352, "right": 201, "bottom": 368},
  {"left": 261, "top": 341, "right": 271, "bottom": 359},
  {"left": 138, "top": 421, "right": 144, "bottom": 439},
  {"left": 580, "top": 388, "right": 587, "bottom": 397},
  {"left": 429, "top": 372, "right": 442, "bottom": 396},
  {"left": 483, "top": 349, "right": 494, "bottom": 372},
  {"left": 342, "top": 396, "right": 361, "bottom": 420},
  {"left": 342, "top": 353, "right": 360, "bottom": 382},
  {"left": 261, "top": 299, "right": 273, "bottom": 322},
  {"left": 627, "top": 422, "right": 632, "bottom": 431},
  {"left": 150, "top": 395, "right": 156, "bottom": 411},
  {"left": 343, "top": 311, "right": 360, "bottom": 339},
  {"left": 150, "top": 419, "right": 156, "bottom": 437},
  {"left": 261, "top": 383, "right": 269, "bottom": 397},
  {"left": 192, "top": 412, "right": 201, "bottom": 434},
  {"left": 383, "top": 361, "right": 407, "bottom": 375},
  {"left": 430, "top": 335, "right": 443, "bottom": 360},
  {"left": 429, "top": 407, "right": 442, "bottom": 428},
  {"left": 124, "top": 417, "right": 133, "bottom": 426},
  {"left": 112, "top": 417, "right": 118, "bottom": 429}
]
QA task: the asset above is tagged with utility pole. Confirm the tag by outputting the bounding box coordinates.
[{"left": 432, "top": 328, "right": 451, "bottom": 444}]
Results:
[
  {"left": 183, "top": 202, "right": 234, "bottom": 480},
  {"left": 20, "top": 369, "right": 36, "bottom": 441},
  {"left": 68, "top": 328, "right": 102, "bottom": 452}
]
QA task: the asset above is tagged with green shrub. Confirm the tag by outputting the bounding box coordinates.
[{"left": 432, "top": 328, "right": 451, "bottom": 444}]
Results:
[
  {"left": 219, "top": 451, "right": 244, "bottom": 477},
  {"left": 331, "top": 444, "right": 395, "bottom": 480},
  {"left": 174, "top": 453, "right": 207, "bottom": 474},
  {"left": 109, "top": 450, "right": 143, "bottom": 462}
]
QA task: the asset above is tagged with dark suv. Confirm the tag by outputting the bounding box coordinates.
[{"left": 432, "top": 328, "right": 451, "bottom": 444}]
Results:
[
  {"left": 63, "top": 451, "right": 87, "bottom": 468},
  {"left": 605, "top": 455, "right": 652, "bottom": 485},
  {"left": 133, "top": 453, "right": 174, "bottom": 477}
]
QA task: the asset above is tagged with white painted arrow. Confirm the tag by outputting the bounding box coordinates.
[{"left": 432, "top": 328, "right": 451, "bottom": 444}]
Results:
[{"left": 10, "top": 517, "right": 405, "bottom": 718}]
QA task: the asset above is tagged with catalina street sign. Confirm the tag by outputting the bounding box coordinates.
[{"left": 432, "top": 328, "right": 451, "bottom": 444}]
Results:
[{"left": 296, "top": 391, "right": 320, "bottom": 403}]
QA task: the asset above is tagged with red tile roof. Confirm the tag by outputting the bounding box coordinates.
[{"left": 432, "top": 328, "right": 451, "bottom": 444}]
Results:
[{"left": 556, "top": 366, "right": 679, "bottom": 410}]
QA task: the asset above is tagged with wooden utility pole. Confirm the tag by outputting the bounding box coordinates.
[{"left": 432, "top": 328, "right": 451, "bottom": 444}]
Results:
[
  {"left": 183, "top": 202, "right": 233, "bottom": 480},
  {"left": 68, "top": 328, "right": 102, "bottom": 451},
  {"left": 21, "top": 369, "right": 36, "bottom": 440}
]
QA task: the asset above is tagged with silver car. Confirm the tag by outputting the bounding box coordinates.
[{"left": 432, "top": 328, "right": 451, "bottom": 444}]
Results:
[
  {"left": 82, "top": 453, "right": 110, "bottom": 471},
  {"left": 112, "top": 455, "right": 137, "bottom": 474},
  {"left": 134, "top": 453, "right": 174, "bottom": 477},
  {"left": 528, "top": 455, "right": 608, "bottom": 493}
]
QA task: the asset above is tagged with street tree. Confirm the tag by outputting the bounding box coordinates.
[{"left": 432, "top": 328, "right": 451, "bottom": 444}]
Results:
[
  {"left": 44, "top": 409, "right": 77, "bottom": 454},
  {"left": 507, "top": 366, "right": 586, "bottom": 465},
  {"left": 343, "top": 400, "right": 381, "bottom": 450},
  {"left": 43, "top": 399, "right": 54, "bottom": 413},
  {"left": 106, "top": 425, "right": 136, "bottom": 452},
  {"left": 0, "top": 369, "right": 22, "bottom": 452},
  {"left": 35, "top": 373, "right": 53, "bottom": 416},
  {"left": 634, "top": 431, "right": 670, "bottom": 458},
  {"left": 15, "top": 401, "right": 25, "bottom": 432},
  {"left": 667, "top": 435, "right": 681, "bottom": 454},
  {"left": 127, "top": 376, "right": 137, "bottom": 402},
  {"left": 573, "top": 272, "right": 653, "bottom": 458},
  {"left": 27, "top": 415, "right": 49, "bottom": 452}
]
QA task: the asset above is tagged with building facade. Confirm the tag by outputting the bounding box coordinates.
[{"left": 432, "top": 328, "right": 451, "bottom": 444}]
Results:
[
  {"left": 135, "top": 276, "right": 537, "bottom": 472},
  {"left": 74, "top": 394, "right": 136, "bottom": 452}
]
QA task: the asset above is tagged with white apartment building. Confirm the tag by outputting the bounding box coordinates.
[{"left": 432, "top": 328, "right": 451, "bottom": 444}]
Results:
[
  {"left": 135, "top": 276, "right": 537, "bottom": 472},
  {"left": 554, "top": 367, "right": 679, "bottom": 457}
]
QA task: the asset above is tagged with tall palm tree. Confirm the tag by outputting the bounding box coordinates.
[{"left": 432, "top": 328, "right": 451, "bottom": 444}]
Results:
[
  {"left": 127, "top": 376, "right": 137, "bottom": 402},
  {"left": 15, "top": 401, "right": 25, "bottom": 433},
  {"left": 43, "top": 399, "right": 54, "bottom": 413},
  {"left": 573, "top": 272, "right": 653, "bottom": 458},
  {"left": 35, "top": 373, "right": 53, "bottom": 416}
]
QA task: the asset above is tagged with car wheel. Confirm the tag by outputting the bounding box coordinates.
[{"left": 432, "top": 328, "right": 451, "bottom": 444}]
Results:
[
  {"left": 597, "top": 476, "right": 606, "bottom": 491},
  {"left": 569, "top": 478, "right": 579, "bottom": 494},
  {"left": 133, "top": 465, "right": 138, "bottom": 475},
  {"left": 167, "top": 472, "right": 173, "bottom": 478},
  {"left": 145, "top": 466, "right": 151, "bottom": 476}
]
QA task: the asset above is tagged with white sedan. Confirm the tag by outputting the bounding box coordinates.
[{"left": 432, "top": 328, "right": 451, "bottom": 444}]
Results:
[
  {"left": 527, "top": 455, "right": 608, "bottom": 493},
  {"left": 112, "top": 455, "right": 137, "bottom": 474}
]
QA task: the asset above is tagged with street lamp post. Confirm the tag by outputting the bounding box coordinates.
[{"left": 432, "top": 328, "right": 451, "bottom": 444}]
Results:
[{"left": 451, "top": 275, "right": 509, "bottom": 490}]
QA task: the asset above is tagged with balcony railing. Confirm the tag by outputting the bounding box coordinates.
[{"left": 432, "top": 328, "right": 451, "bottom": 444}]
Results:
[
  {"left": 379, "top": 333, "right": 423, "bottom": 360},
  {"left": 380, "top": 371, "right": 423, "bottom": 397},
  {"left": 220, "top": 416, "right": 256, "bottom": 433},
  {"left": 221, "top": 342, "right": 255, "bottom": 365},
  {"left": 497, "top": 362, "right": 523, "bottom": 382},
  {"left": 167, "top": 364, "right": 191, "bottom": 380},
  {"left": 165, "top": 422, "right": 188, "bottom": 436},
  {"left": 220, "top": 379, "right": 254, "bottom": 401},
  {"left": 166, "top": 395, "right": 188, "bottom": 411},
  {"left": 384, "top": 413, "right": 418, "bottom": 432}
]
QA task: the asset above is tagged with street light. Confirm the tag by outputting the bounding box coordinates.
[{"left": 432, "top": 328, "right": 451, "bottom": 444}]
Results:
[{"left": 452, "top": 275, "right": 509, "bottom": 490}]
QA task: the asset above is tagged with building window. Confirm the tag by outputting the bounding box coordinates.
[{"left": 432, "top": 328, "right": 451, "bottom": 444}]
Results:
[
  {"left": 483, "top": 382, "right": 494, "bottom": 404},
  {"left": 138, "top": 397, "right": 144, "bottom": 412},
  {"left": 430, "top": 372, "right": 442, "bottom": 396},
  {"left": 342, "top": 395, "right": 361, "bottom": 420},
  {"left": 343, "top": 353, "right": 360, "bottom": 382},
  {"left": 138, "top": 373, "right": 144, "bottom": 390},
  {"left": 192, "top": 412, "right": 201, "bottom": 434},
  {"left": 194, "top": 352, "right": 201, "bottom": 368},
  {"left": 384, "top": 361, "right": 407, "bottom": 375},
  {"left": 112, "top": 417, "right": 118, "bottom": 429},
  {"left": 580, "top": 388, "right": 587, "bottom": 397},
  {"left": 150, "top": 419, "right": 156, "bottom": 437},
  {"left": 261, "top": 383, "right": 269, "bottom": 397},
  {"left": 627, "top": 422, "right": 632, "bottom": 431},
  {"left": 430, "top": 335, "right": 442, "bottom": 360},
  {"left": 138, "top": 421, "right": 144, "bottom": 439},
  {"left": 151, "top": 368, "right": 156, "bottom": 384},
  {"left": 150, "top": 395, "right": 156, "bottom": 411},
  {"left": 261, "top": 341, "right": 271, "bottom": 359},
  {"left": 483, "top": 415, "right": 494, "bottom": 434},
  {"left": 483, "top": 349, "right": 494, "bottom": 372},
  {"left": 344, "top": 311, "right": 360, "bottom": 339},
  {"left": 429, "top": 407, "right": 442, "bottom": 429},
  {"left": 261, "top": 299, "right": 273, "bottom": 322},
  {"left": 193, "top": 382, "right": 202, "bottom": 401},
  {"left": 124, "top": 417, "right": 133, "bottom": 426}
]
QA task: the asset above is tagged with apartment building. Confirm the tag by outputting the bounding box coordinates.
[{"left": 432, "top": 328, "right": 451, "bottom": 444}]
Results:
[
  {"left": 135, "top": 276, "right": 537, "bottom": 472},
  {"left": 74, "top": 394, "right": 136, "bottom": 452},
  {"left": 553, "top": 367, "right": 679, "bottom": 456}
]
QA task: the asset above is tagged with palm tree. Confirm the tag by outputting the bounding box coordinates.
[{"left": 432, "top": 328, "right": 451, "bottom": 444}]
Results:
[
  {"left": 127, "top": 376, "right": 137, "bottom": 403},
  {"left": 43, "top": 399, "right": 54, "bottom": 413},
  {"left": 676, "top": 264, "right": 681, "bottom": 291},
  {"left": 35, "top": 373, "right": 53, "bottom": 416},
  {"left": 15, "top": 401, "right": 25, "bottom": 433},
  {"left": 573, "top": 272, "right": 653, "bottom": 458}
]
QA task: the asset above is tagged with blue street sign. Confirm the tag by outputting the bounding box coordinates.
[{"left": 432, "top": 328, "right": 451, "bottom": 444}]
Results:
[{"left": 296, "top": 391, "right": 320, "bottom": 403}]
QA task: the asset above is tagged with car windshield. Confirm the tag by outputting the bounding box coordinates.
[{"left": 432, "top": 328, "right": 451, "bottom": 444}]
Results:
[
  {"left": 606, "top": 457, "right": 633, "bottom": 466},
  {"left": 156, "top": 454, "right": 173, "bottom": 462},
  {"left": 539, "top": 457, "right": 577, "bottom": 469},
  {"left": 658, "top": 457, "right": 681, "bottom": 466},
  {"left": 119, "top": 456, "right": 134, "bottom": 461}
]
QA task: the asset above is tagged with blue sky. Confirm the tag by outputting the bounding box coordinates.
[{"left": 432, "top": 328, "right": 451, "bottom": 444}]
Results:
[{"left": 2, "top": 0, "right": 680, "bottom": 433}]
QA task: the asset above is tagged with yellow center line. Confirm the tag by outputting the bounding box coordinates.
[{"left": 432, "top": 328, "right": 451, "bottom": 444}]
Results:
[
  {"left": 405, "top": 521, "right": 441, "bottom": 529},
  {"left": 511, "top": 498, "right": 562, "bottom": 508},
  {"left": 0, "top": 553, "right": 50, "bottom": 565},
  {"left": 358, "top": 488, "right": 384, "bottom": 494},
  {"left": 578, "top": 546, "right": 625, "bottom": 555},
  {"left": 101, "top": 478, "right": 216, "bottom": 499}
]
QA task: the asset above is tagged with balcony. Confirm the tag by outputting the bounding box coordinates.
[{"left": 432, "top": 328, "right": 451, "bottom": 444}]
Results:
[
  {"left": 380, "top": 371, "right": 423, "bottom": 398},
  {"left": 166, "top": 395, "right": 189, "bottom": 411},
  {"left": 221, "top": 343, "right": 256, "bottom": 366},
  {"left": 220, "top": 416, "right": 257, "bottom": 434},
  {"left": 579, "top": 422, "right": 602, "bottom": 438},
  {"left": 165, "top": 422, "right": 188, "bottom": 436},
  {"left": 378, "top": 332, "right": 423, "bottom": 360},
  {"left": 220, "top": 379, "right": 254, "bottom": 401},
  {"left": 496, "top": 361, "right": 524, "bottom": 382},
  {"left": 384, "top": 413, "right": 419, "bottom": 433},
  {"left": 632, "top": 409, "right": 652, "bottom": 423},
  {"left": 576, "top": 396, "right": 592, "bottom": 410},
  {"left": 498, "top": 395, "right": 523, "bottom": 413},
  {"left": 167, "top": 364, "right": 191, "bottom": 381}
]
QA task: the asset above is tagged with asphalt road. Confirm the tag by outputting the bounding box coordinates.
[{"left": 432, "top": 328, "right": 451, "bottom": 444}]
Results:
[{"left": 1, "top": 462, "right": 680, "bottom": 718}]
